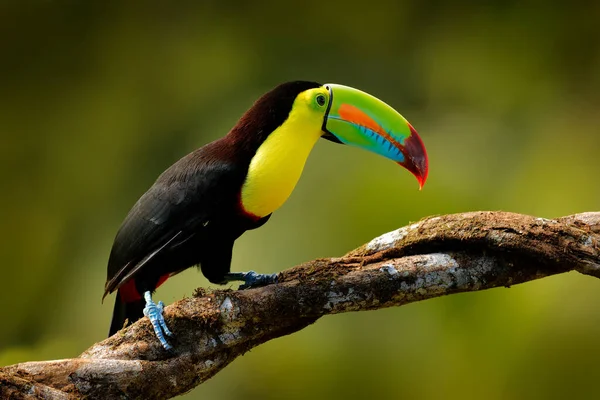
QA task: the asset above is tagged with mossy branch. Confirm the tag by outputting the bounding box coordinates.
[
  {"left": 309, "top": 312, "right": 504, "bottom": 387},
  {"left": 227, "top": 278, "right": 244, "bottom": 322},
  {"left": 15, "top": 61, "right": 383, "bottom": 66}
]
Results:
[{"left": 2, "top": 211, "right": 599, "bottom": 399}]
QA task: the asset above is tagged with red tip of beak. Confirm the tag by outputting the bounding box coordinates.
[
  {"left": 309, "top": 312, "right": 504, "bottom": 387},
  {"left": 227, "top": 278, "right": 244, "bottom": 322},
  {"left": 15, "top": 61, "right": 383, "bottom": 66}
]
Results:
[
  {"left": 403, "top": 124, "right": 429, "bottom": 190},
  {"left": 417, "top": 174, "right": 427, "bottom": 191}
]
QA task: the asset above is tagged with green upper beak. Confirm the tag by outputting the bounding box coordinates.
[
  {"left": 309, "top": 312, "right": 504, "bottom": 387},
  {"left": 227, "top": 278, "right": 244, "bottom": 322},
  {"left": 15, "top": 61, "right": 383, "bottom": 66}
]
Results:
[{"left": 321, "top": 84, "right": 429, "bottom": 189}]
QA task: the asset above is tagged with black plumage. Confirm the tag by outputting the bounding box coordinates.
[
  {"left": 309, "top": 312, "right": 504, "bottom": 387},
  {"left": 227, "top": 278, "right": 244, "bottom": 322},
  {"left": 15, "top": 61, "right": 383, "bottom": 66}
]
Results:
[{"left": 105, "top": 81, "right": 320, "bottom": 335}]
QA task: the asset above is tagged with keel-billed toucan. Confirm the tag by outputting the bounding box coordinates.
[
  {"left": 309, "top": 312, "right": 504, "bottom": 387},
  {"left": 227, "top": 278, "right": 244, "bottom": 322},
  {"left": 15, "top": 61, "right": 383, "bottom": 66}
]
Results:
[{"left": 104, "top": 81, "right": 428, "bottom": 349}]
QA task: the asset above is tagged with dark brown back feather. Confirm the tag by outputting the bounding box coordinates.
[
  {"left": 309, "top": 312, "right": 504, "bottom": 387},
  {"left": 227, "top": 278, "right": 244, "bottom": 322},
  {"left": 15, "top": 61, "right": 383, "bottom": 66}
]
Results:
[{"left": 105, "top": 81, "right": 322, "bottom": 296}]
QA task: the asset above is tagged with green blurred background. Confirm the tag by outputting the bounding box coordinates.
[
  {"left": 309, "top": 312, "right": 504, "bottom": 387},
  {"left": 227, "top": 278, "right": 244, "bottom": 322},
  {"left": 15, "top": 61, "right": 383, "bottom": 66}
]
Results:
[{"left": 2, "top": 1, "right": 600, "bottom": 399}]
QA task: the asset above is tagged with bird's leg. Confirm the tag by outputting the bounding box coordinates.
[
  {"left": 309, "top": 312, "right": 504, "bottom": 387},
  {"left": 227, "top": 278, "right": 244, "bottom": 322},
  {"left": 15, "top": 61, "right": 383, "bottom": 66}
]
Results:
[
  {"left": 142, "top": 291, "right": 173, "bottom": 350},
  {"left": 223, "top": 271, "right": 279, "bottom": 290}
]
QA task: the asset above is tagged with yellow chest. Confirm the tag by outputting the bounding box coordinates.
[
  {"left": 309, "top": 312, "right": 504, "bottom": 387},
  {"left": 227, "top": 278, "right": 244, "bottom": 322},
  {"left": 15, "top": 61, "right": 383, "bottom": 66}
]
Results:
[{"left": 240, "top": 114, "right": 323, "bottom": 218}]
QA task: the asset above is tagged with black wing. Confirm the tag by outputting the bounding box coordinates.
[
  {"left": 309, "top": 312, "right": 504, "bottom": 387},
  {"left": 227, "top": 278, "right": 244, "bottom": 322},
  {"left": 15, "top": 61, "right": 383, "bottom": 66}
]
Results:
[{"left": 104, "top": 145, "right": 243, "bottom": 297}]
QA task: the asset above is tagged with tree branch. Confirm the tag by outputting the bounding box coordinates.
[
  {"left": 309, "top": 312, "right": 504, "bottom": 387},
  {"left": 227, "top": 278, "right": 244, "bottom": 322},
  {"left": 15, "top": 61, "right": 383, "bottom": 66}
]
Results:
[{"left": 2, "top": 211, "right": 599, "bottom": 399}]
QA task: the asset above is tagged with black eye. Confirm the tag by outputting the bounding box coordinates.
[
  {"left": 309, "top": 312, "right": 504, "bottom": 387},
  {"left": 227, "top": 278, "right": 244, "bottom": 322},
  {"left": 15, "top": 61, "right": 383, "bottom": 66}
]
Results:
[{"left": 316, "top": 94, "right": 326, "bottom": 107}]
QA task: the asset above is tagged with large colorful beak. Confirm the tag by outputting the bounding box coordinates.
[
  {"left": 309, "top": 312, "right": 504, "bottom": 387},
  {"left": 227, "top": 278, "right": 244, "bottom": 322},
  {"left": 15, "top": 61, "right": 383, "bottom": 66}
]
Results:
[{"left": 321, "top": 84, "right": 429, "bottom": 189}]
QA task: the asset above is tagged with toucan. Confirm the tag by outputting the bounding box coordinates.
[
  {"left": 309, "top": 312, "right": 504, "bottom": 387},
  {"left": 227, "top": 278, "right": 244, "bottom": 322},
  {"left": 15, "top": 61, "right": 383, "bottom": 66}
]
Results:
[{"left": 104, "top": 81, "right": 428, "bottom": 350}]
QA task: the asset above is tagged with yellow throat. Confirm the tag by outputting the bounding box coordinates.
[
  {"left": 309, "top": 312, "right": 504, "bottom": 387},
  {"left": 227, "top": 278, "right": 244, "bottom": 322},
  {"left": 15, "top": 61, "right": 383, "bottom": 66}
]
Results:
[{"left": 240, "top": 89, "right": 327, "bottom": 218}]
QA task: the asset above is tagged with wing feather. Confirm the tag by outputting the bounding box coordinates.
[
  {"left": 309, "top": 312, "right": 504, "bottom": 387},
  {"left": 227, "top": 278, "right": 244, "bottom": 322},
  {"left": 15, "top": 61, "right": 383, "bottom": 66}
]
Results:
[{"left": 104, "top": 143, "right": 243, "bottom": 296}]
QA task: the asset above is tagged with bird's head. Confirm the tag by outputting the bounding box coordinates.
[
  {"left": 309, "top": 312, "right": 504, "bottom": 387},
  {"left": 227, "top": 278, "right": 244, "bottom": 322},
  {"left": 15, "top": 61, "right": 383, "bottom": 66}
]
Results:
[{"left": 241, "top": 81, "right": 429, "bottom": 189}]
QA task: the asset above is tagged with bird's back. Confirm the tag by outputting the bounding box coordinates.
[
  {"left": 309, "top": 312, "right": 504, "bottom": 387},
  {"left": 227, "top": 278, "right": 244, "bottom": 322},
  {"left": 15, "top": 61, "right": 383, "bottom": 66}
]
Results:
[{"left": 105, "top": 139, "right": 248, "bottom": 296}]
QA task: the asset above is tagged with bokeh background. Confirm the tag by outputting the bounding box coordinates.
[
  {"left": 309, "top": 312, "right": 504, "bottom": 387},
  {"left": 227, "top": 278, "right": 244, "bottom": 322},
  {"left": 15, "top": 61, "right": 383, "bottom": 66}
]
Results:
[{"left": 2, "top": 1, "right": 600, "bottom": 399}]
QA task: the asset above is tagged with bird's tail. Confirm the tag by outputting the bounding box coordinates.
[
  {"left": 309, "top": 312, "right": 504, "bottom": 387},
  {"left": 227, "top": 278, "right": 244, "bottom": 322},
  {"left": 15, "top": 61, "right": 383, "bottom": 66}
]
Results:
[{"left": 109, "top": 290, "right": 145, "bottom": 337}]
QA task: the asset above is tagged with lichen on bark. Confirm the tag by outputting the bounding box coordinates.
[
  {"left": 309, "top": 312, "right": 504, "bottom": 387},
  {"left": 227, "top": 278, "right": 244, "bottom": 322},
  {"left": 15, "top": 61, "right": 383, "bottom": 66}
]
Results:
[{"left": 2, "top": 211, "right": 599, "bottom": 399}]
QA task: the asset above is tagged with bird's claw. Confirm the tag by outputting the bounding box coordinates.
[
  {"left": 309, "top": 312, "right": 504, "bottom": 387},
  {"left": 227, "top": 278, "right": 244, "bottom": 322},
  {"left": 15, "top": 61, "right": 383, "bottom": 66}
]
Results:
[
  {"left": 238, "top": 270, "right": 279, "bottom": 290},
  {"left": 143, "top": 292, "right": 173, "bottom": 350}
]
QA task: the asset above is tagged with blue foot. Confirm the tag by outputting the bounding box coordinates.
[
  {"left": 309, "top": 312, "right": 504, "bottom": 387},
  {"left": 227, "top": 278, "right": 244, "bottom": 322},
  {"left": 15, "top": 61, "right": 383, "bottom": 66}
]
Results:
[
  {"left": 142, "top": 291, "right": 173, "bottom": 350},
  {"left": 224, "top": 271, "right": 278, "bottom": 290}
]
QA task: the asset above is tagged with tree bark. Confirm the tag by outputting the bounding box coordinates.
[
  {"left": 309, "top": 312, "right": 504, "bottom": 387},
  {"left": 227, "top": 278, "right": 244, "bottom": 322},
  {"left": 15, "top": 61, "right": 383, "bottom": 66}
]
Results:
[{"left": 2, "top": 211, "right": 599, "bottom": 399}]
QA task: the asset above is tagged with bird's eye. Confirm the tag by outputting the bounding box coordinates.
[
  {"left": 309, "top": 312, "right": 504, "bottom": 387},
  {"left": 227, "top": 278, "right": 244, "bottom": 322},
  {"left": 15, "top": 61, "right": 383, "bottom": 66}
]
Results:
[{"left": 316, "top": 94, "right": 326, "bottom": 107}]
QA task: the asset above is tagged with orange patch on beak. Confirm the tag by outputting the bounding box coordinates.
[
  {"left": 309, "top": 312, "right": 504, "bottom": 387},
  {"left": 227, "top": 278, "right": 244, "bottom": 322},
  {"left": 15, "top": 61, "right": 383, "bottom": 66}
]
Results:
[{"left": 338, "top": 104, "right": 405, "bottom": 152}]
